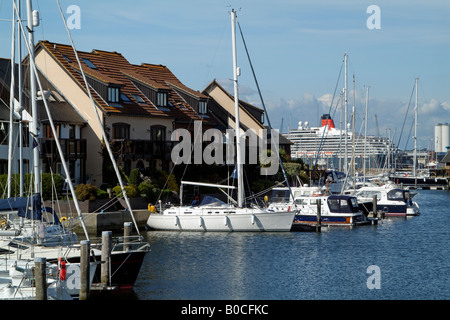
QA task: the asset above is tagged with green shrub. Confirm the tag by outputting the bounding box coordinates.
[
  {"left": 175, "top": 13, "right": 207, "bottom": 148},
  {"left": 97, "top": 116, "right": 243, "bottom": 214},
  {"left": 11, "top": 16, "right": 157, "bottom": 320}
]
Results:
[
  {"left": 41, "top": 173, "right": 64, "bottom": 200},
  {"left": 75, "top": 183, "right": 98, "bottom": 201},
  {"left": 0, "top": 173, "right": 63, "bottom": 200},
  {"left": 113, "top": 185, "right": 139, "bottom": 198},
  {"left": 96, "top": 188, "right": 109, "bottom": 199},
  {"left": 129, "top": 168, "right": 142, "bottom": 186}
]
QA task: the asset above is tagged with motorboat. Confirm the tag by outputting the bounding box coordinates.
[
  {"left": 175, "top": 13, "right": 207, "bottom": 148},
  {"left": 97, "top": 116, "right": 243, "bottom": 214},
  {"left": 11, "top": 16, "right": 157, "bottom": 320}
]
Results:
[
  {"left": 292, "top": 194, "right": 370, "bottom": 229},
  {"left": 353, "top": 184, "right": 420, "bottom": 217}
]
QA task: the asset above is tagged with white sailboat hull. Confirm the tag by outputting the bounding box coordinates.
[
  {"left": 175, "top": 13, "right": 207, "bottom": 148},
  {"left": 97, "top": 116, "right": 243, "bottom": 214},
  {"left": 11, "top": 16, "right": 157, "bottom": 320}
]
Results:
[{"left": 147, "top": 208, "right": 295, "bottom": 232}]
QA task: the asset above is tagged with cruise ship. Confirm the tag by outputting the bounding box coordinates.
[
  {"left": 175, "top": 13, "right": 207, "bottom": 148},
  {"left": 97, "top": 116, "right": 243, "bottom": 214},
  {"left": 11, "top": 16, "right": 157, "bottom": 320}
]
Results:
[{"left": 283, "top": 114, "right": 398, "bottom": 171}]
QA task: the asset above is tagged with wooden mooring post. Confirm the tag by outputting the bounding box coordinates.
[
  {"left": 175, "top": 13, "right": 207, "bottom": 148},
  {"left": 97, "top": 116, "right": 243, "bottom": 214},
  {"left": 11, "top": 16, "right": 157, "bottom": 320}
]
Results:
[
  {"left": 316, "top": 199, "right": 322, "bottom": 233},
  {"left": 34, "top": 257, "right": 47, "bottom": 300},
  {"left": 124, "top": 222, "right": 132, "bottom": 251},
  {"left": 79, "top": 240, "right": 90, "bottom": 300},
  {"left": 372, "top": 195, "right": 378, "bottom": 225},
  {"left": 101, "top": 231, "right": 112, "bottom": 287}
]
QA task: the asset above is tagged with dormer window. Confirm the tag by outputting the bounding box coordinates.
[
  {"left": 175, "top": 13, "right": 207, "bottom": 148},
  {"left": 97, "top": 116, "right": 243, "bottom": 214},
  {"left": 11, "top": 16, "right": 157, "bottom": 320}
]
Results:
[
  {"left": 120, "top": 93, "right": 132, "bottom": 103},
  {"left": 108, "top": 87, "right": 120, "bottom": 103},
  {"left": 62, "top": 54, "right": 71, "bottom": 63},
  {"left": 198, "top": 101, "right": 207, "bottom": 114},
  {"left": 132, "top": 94, "right": 145, "bottom": 104},
  {"left": 157, "top": 92, "right": 167, "bottom": 107},
  {"left": 82, "top": 58, "right": 97, "bottom": 69}
]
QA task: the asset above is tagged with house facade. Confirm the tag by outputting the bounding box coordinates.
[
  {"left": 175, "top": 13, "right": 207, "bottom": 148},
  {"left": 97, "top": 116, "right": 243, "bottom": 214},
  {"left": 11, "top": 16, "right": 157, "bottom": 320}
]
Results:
[
  {"left": 34, "top": 41, "right": 209, "bottom": 186},
  {"left": 2, "top": 40, "right": 287, "bottom": 188}
]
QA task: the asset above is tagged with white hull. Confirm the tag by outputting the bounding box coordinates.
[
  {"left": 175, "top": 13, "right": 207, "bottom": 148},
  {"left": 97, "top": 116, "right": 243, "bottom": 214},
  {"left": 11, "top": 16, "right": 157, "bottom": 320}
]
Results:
[{"left": 147, "top": 208, "right": 295, "bottom": 232}]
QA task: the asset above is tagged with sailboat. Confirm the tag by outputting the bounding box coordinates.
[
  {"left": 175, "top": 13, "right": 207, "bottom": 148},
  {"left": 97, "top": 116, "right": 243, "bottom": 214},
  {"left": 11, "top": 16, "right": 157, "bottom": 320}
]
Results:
[
  {"left": 0, "top": 0, "right": 149, "bottom": 292},
  {"left": 389, "top": 78, "right": 447, "bottom": 188},
  {"left": 146, "top": 10, "right": 295, "bottom": 232}
]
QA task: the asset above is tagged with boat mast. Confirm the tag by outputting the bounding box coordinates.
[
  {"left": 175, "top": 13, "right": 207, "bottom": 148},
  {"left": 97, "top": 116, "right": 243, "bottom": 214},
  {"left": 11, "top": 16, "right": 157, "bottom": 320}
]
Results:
[
  {"left": 344, "top": 53, "right": 348, "bottom": 174},
  {"left": 351, "top": 74, "right": 356, "bottom": 188},
  {"left": 364, "top": 86, "right": 370, "bottom": 185},
  {"left": 231, "top": 9, "right": 243, "bottom": 207},
  {"left": 17, "top": 0, "right": 24, "bottom": 198},
  {"left": 413, "top": 77, "right": 418, "bottom": 177},
  {"left": 26, "top": 0, "right": 40, "bottom": 197},
  {"left": 7, "top": 3, "right": 16, "bottom": 198}
]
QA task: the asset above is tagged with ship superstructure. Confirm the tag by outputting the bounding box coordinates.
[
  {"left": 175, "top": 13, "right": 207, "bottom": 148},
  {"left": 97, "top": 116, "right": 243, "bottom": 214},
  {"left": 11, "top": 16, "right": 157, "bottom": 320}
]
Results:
[{"left": 284, "top": 114, "right": 398, "bottom": 171}]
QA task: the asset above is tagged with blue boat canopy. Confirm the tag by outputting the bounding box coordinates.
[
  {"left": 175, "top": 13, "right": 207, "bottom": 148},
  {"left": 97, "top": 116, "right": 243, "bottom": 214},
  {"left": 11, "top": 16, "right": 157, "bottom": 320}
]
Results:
[
  {"left": 327, "top": 195, "right": 359, "bottom": 213},
  {"left": 0, "top": 194, "right": 42, "bottom": 220}
]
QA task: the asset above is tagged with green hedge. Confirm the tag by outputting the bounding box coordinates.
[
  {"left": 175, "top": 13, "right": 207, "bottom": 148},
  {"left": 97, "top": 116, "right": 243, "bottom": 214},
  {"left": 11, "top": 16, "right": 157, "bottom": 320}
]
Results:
[{"left": 0, "top": 173, "right": 64, "bottom": 200}]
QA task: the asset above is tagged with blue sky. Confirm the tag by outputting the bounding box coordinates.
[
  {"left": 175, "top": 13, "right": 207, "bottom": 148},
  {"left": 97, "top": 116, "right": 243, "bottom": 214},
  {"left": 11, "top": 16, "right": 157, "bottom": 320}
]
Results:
[{"left": 1, "top": 0, "right": 449, "bottom": 151}]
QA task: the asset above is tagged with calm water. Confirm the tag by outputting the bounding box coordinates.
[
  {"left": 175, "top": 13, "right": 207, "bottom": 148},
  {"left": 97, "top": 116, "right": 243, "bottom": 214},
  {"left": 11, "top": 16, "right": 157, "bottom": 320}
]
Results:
[{"left": 133, "top": 189, "right": 450, "bottom": 300}]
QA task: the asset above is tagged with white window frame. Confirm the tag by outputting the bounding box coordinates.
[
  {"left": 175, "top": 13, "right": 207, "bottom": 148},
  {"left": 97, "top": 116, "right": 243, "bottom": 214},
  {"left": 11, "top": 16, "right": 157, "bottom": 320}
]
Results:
[
  {"left": 157, "top": 92, "right": 167, "bottom": 107},
  {"left": 199, "top": 101, "right": 207, "bottom": 114},
  {"left": 108, "top": 87, "right": 120, "bottom": 103}
]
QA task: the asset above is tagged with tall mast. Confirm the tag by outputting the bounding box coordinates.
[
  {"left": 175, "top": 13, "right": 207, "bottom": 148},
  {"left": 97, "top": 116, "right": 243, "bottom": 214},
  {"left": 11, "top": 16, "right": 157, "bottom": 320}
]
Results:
[
  {"left": 7, "top": 3, "right": 16, "bottom": 198},
  {"left": 413, "top": 77, "right": 418, "bottom": 177},
  {"left": 17, "top": 0, "right": 24, "bottom": 197},
  {"left": 344, "top": 53, "right": 348, "bottom": 173},
  {"left": 27, "top": 0, "right": 40, "bottom": 196},
  {"left": 231, "top": 9, "right": 243, "bottom": 207},
  {"left": 351, "top": 74, "right": 356, "bottom": 187},
  {"left": 364, "top": 86, "right": 370, "bottom": 185}
]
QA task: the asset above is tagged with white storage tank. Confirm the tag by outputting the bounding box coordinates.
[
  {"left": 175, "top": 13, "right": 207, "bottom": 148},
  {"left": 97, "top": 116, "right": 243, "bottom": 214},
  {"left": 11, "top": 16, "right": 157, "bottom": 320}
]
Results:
[
  {"left": 442, "top": 123, "right": 450, "bottom": 152},
  {"left": 435, "top": 123, "right": 450, "bottom": 153}
]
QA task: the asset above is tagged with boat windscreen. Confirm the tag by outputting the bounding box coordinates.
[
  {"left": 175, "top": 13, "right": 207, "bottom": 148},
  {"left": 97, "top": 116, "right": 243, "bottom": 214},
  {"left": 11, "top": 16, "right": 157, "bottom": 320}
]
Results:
[
  {"left": 199, "top": 196, "right": 226, "bottom": 206},
  {"left": 327, "top": 197, "right": 356, "bottom": 213},
  {"left": 387, "top": 189, "right": 406, "bottom": 201}
]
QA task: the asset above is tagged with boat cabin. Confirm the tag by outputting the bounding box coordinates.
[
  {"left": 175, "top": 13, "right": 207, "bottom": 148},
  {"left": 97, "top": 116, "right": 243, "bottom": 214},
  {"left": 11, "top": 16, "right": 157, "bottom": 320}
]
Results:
[{"left": 327, "top": 195, "right": 360, "bottom": 214}]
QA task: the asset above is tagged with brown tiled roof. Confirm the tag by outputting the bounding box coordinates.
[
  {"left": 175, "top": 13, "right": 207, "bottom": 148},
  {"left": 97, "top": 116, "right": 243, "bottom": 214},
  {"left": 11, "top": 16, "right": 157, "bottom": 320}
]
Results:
[{"left": 37, "top": 40, "right": 205, "bottom": 123}]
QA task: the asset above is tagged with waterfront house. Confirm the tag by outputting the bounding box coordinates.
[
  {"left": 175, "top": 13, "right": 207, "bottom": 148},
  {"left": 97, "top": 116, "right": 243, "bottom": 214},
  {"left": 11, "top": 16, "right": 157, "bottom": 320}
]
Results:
[
  {"left": 202, "top": 80, "right": 292, "bottom": 159},
  {"left": 4, "top": 41, "right": 286, "bottom": 189},
  {"left": 34, "top": 41, "right": 209, "bottom": 186},
  {"left": 0, "top": 58, "right": 31, "bottom": 176},
  {"left": 1, "top": 57, "right": 87, "bottom": 184}
]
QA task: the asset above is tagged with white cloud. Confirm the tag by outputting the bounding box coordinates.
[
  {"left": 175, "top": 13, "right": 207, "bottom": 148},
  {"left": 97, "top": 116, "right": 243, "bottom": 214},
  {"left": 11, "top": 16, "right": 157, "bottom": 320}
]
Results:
[
  {"left": 420, "top": 98, "right": 440, "bottom": 114},
  {"left": 317, "top": 93, "right": 333, "bottom": 107},
  {"left": 441, "top": 101, "right": 450, "bottom": 111}
]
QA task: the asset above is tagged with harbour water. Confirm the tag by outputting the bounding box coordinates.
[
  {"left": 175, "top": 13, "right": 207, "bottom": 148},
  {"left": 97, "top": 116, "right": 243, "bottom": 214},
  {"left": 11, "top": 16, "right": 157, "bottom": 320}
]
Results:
[{"left": 132, "top": 189, "right": 450, "bottom": 300}]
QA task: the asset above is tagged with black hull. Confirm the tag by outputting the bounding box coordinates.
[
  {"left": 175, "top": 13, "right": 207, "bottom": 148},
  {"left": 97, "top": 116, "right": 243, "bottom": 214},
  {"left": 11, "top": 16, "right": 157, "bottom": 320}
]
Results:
[{"left": 52, "top": 250, "right": 147, "bottom": 290}]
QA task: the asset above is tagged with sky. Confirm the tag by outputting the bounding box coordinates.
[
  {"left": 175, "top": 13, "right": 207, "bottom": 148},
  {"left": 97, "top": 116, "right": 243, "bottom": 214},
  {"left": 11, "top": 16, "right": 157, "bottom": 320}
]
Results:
[{"left": 1, "top": 0, "right": 449, "bottom": 151}]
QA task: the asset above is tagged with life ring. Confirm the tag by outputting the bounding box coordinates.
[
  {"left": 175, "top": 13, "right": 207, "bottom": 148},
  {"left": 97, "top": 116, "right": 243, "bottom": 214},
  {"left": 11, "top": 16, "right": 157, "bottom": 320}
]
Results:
[
  {"left": 59, "top": 216, "right": 68, "bottom": 223},
  {"left": 58, "top": 257, "right": 66, "bottom": 281},
  {"left": 1, "top": 220, "right": 6, "bottom": 228}
]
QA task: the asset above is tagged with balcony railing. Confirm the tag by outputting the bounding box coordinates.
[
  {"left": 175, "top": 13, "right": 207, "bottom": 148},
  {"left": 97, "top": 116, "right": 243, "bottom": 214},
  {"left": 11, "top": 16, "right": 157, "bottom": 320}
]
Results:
[
  {"left": 111, "top": 139, "right": 174, "bottom": 161},
  {"left": 40, "top": 138, "right": 87, "bottom": 160}
]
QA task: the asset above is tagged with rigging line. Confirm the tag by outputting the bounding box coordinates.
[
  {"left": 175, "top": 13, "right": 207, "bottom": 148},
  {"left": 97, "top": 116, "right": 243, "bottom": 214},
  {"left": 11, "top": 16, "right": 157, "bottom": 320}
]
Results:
[
  {"left": 54, "top": 0, "right": 128, "bottom": 238},
  {"left": 13, "top": 1, "right": 86, "bottom": 236},
  {"left": 311, "top": 61, "right": 344, "bottom": 178},
  {"left": 237, "top": 20, "right": 293, "bottom": 199},
  {"left": 396, "top": 83, "right": 415, "bottom": 150}
]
